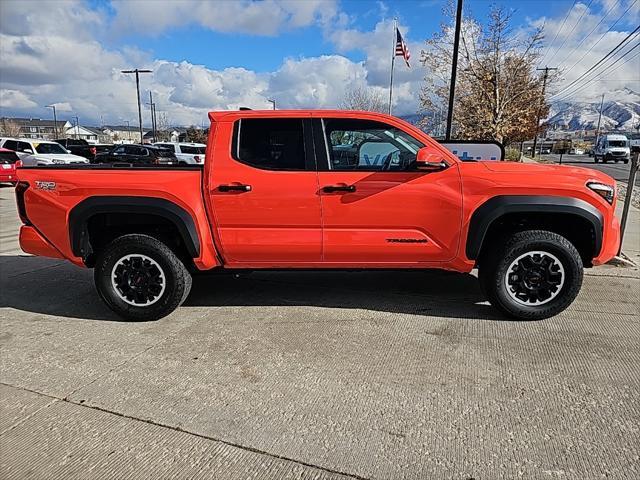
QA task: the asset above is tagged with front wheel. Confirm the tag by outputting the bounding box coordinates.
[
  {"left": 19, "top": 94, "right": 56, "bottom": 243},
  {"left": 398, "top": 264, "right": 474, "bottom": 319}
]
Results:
[
  {"left": 479, "top": 230, "right": 583, "bottom": 320},
  {"left": 94, "top": 234, "right": 192, "bottom": 321}
]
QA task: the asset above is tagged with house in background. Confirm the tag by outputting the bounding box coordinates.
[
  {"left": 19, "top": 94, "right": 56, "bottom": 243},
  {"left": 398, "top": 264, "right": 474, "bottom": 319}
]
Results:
[
  {"left": 64, "top": 125, "right": 111, "bottom": 144},
  {"left": 0, "top": 117, "right": 71, "bottom": 140},
  {"left": 103, "top": 125, "right": 148, "bottom": 144}
]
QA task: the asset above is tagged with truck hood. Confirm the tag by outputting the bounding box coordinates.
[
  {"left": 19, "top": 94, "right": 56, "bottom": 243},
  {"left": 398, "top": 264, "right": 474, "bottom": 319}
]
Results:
[{"left": 480, "top": 161, "right": 615, "bottom": 185}]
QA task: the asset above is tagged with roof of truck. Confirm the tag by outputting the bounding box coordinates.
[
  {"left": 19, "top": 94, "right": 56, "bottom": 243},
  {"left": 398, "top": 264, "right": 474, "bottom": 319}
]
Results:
[{"left": 208, "top": 109, "right": 398, "bottom": 122}]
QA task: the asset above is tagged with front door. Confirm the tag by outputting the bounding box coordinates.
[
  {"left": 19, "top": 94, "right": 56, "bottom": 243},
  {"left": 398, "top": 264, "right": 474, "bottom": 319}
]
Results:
[
  {"left": 314, "top": 117, "right": 463, "bottom": 265},
  {"left": 209, "top": 116, "right": 322, "bottom": 265}
]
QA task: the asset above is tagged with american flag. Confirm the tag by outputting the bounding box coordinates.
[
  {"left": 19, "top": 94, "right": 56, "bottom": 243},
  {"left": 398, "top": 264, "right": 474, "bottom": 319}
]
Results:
[{"left": 395, "top": 28, "right": 410, "bottom": 68}]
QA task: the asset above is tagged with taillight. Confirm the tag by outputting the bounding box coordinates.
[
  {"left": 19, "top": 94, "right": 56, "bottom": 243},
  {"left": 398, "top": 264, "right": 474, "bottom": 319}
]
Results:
[
  {"left": 194, "top": 155, "right": 201, "bottom": 163},
  {"left": 90, "top": 147, "right": 97, "bottom": 155},
  {"left": 15, "top": 159, "right": 23, "bottom": 168},
  {"left": 15, "top": 181, "right": 30, "bottom": 225}
]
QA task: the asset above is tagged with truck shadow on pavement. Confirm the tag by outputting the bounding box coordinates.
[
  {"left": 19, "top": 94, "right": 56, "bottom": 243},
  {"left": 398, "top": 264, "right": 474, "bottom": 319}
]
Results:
[{"left": 0, "top": 255, "right": 507, "bottom": 321}]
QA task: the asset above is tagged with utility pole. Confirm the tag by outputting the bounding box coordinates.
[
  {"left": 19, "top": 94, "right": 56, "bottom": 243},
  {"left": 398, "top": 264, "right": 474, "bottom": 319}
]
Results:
[
  {"left": 121, "top": 68, "right": 152, "bottom": 144},
  {"left": 147, "top": 91, "right": 157, "bottom": 142},
  {"left": 45, "top": 105, "right": 58, "bottom": 138},
  {"left": 445, "top": 0, "right": 463, "bottom": 140},
  {"left": 531, "top": 66, "right": 557, "bottom": 158},
  {"left": 73, "top": 115, "right": 79, "bottom": 139},
  {"left": 595, "top": 93, "right": 605, "bottom": 146},
  {"left": 125, "top": 120, "right": 131, "bottom": 142}
]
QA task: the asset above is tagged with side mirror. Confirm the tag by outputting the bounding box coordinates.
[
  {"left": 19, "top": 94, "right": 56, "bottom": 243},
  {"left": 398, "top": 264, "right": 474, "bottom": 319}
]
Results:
[
  {"left": 66, "top": 149, "right": 72, "bottom": 154},
  {"left": 23, "top": 148, "right": 34, "bottom": 154},
  {"left": 415, "top": 147, "right": 448, "bottom": 172}
]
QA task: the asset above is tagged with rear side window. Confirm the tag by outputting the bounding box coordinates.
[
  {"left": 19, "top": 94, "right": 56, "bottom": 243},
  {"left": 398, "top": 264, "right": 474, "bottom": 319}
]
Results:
[
  {"left": 0, "top": 151, "right": 19, "bottom": 164},
  {"left": 234, "top": 118, "right": 306, "bottom": 170},
  {"left": 157, "top": 144, "right": 175, "bottom": 152},
  {"left": 180, "top": 145, "right": 205, "bottom": 154},
  {"left": 3, "top": 140, "right": 18, "bottom": 151}
]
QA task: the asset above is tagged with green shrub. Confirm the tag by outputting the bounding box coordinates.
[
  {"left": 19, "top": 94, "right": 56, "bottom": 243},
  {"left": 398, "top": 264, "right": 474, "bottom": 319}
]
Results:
[{"left": 505, "top": 147, "right": 521, "bottom": 162}]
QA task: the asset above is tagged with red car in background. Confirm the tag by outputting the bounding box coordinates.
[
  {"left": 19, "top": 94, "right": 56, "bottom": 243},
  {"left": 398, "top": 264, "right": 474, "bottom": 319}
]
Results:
[{"left": 0, "top": 148, "right": 21, "bottom": 184}]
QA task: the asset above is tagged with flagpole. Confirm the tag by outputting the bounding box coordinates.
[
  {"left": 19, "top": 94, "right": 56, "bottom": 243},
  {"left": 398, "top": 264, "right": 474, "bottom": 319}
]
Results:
[{"left": 388, "top": 17, "right": 397, "bottom": 115}]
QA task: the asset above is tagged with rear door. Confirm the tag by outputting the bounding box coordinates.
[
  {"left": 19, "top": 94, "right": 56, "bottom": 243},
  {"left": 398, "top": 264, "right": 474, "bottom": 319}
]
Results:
[
  {"left": 314, "top": 117, "right": 463, "bottom": 265},
  {"left": 208, "top": 115, "right": 321, "bottom": 264}
]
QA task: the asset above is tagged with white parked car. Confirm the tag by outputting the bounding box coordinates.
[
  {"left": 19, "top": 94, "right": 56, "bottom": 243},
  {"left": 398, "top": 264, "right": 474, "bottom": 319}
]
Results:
[
  {"left": 153, "top": 142, "right": 206, "bottom": 164},
  {"left": 0, "top": 138, "right": 89, "bottom": 166}
]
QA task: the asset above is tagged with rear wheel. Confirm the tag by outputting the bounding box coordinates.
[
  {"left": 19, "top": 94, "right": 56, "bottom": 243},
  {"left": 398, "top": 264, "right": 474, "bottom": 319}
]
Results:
[
  {"left": 94, "top": 234, "right": 192, "bottom": 321},
  {"left": 479, "top": 230, "right": 583, "bottom": 320}
]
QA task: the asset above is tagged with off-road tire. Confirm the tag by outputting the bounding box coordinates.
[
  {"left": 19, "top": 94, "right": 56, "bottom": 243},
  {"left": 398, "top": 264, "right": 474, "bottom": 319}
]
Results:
[
  {"left": 478, "top": 230, "right": 583, "bottom": 320},
  {"left": 94, "top": 234, "right": 192, "bottom": 321}
]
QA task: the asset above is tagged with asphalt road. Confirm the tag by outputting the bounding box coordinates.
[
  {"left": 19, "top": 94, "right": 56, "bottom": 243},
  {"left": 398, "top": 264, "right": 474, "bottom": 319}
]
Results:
[
  {"left": 539, "top": 153, "right": 639, "bottom": 185},
  {"left": 1, "top": 185, "right": 639, "bottom": 479}
]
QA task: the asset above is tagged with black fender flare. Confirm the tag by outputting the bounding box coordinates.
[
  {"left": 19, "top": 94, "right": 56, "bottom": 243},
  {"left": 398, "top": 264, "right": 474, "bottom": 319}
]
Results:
[
  {"left": 68, "top": 196, "right": 201, "bottom": 259},
  {"left": 466, "top": 195, "right": 603, "bottom": 260}
]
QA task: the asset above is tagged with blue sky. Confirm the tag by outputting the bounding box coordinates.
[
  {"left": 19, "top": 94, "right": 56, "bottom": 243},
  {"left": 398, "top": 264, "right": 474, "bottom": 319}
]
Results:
[{"left": 1, "top": 0, "right": 638, "bottom": 126}]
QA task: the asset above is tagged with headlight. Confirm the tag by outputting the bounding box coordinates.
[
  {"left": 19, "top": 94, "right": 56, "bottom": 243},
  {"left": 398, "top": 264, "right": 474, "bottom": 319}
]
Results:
[{"left": 587, "top": 182, "right": 615, "bottom": 204}]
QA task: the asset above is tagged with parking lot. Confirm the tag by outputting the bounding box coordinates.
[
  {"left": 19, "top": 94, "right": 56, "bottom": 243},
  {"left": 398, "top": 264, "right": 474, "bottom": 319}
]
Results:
[{"left": 1, "top": 185, "right": 639, "bottom": 479}]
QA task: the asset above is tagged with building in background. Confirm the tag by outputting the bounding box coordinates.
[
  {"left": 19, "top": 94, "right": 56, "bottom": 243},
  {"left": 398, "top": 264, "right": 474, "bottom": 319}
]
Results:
[
  {"left": 64, "top": 125, "right": 111, "bottom": 144},
  {"left": 102, "top": 125, "right": 148, "bottom": 144},
  {"left": 0, "top": 117, "right": 71, "bottom": 140}
]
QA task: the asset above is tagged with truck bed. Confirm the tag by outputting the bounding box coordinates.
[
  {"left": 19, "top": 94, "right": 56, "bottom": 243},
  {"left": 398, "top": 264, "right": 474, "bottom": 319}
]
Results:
[{"left": 16, "top": 165, "right": 219, "bottom": 270}]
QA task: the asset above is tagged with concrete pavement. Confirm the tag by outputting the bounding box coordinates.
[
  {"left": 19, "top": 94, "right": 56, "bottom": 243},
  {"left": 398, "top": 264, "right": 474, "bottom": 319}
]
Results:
[{"left": 1, "top": 184, "right": 639, "bottom": 479}]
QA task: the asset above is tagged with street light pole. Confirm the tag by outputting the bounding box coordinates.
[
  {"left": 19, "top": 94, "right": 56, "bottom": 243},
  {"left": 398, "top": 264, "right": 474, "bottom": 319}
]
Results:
[
  {"left": 595, "top": 93, "right": 605, "bottom": 146},
  {"left": 268, "top": 99, "right": 276, "bottom": 110},
  {"left": 45, "top": 105, "right": 58, "bottom": 139},
  {"left": 121, "top": 68, "right": 152, "bottom": 144},
  {"left": 125, "top": 120, "right": 131, "bottom": 142}
]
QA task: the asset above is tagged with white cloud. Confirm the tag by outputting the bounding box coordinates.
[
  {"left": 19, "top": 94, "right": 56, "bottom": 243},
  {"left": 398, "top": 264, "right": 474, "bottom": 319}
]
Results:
[
  {"left": 0, "top": 89, "right": 37, "bottom": 109},
  {"left": 111, "top": 0, "right": 338, "bottom": 36},
  {"left": 533, "top": 0, "right": 640, "bottom": 102}
]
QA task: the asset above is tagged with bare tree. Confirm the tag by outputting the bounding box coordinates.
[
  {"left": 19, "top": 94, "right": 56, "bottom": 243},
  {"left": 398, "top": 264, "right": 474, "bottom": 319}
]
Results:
[
  {"left": 339, "top": 86, "right": 386, "bottom": 113},
  {"left": 155, "top": 112, "right": 172, "bottom": 141},
  {"left": 0, "top": 119, "right": 22, "bottom": 137},
  {"left": 420, "top": 4, "right": 551, "bottom": 144}
]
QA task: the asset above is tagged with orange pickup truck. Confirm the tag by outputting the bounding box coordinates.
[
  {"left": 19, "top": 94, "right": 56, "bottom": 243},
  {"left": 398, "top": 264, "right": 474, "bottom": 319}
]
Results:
[{"left": 16, "top": 110, "right": 620, "bottom": 321}]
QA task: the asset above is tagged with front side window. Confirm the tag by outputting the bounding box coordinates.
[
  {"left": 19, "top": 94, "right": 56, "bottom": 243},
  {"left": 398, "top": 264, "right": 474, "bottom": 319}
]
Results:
[
  {"left": 234, "top": 118, "right": 306, "bottom": 170},
  {"left": 322, "top": 119, "right": 425, "bottom": 171},
  {"left": 35, "top": 143, "right": 67, "bottom": 154}
]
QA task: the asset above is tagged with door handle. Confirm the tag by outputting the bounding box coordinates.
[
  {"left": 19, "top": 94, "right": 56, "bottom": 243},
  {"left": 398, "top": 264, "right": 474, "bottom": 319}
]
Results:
[
  {"left": 218, "top": 183, "right": 252, "bottom": 193},
  {"left": 322, "top": 184, "right": 356, "bottom": 193}
]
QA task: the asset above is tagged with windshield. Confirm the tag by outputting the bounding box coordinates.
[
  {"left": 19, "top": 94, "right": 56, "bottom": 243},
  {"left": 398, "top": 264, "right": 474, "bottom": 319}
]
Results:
[
  {"left": 608, "top": 140, "right": 627, "bottom": 148},
  {"left": 35, "top": 143, "right": 68, "bottom": 154}
]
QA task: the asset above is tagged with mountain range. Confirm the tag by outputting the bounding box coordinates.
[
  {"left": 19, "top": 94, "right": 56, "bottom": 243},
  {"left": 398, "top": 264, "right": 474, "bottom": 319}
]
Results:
[
  {"left": 401, "top": 88, "right": 640, "bottom": 134},
  {"left": 546, "top": 88, "right": 639, "bottom": 132}
]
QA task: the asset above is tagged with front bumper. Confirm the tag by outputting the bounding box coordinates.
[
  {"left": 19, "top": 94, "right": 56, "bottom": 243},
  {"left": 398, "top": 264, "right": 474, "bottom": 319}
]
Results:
[{"left": 593, "top": 214, "right": 621, "bottom": 266}]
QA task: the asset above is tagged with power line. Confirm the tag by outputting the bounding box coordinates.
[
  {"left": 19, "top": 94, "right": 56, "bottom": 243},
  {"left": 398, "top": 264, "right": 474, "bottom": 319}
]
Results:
[
  {"left": 539, "top": 0, "right": 577, "bottom": 66},
  {"left": 558, "top": 0, "right": 638, "bottom": 71},
  {"left": 553, "top": 43, "right": 640, "bottom": 101},
  {"left": 552, "top": 25, "right": 640, "bottom": 98},
  {"left": 554, "top": 0, "right": 622, "bottom": 67},
  {"left": 545, "top": 0, "right": 593, "bottom": 66}
]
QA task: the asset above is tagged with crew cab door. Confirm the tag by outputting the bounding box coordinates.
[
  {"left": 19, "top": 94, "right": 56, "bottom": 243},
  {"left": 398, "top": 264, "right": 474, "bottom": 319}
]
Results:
[
  {"left": 208, "top": 116, "right": 321, "bottom": 264},
  {"left": 314, "top": 117, "right": 462, "bottom": 264}
]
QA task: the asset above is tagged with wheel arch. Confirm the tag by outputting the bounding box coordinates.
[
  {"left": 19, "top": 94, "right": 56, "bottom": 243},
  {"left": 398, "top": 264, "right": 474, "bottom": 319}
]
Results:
[
  {"left": 467, "top": 195, "right": 603, "bottom": 264},
  {"left": 69, "top": 196, "right": 201, "bottom": 265}
]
